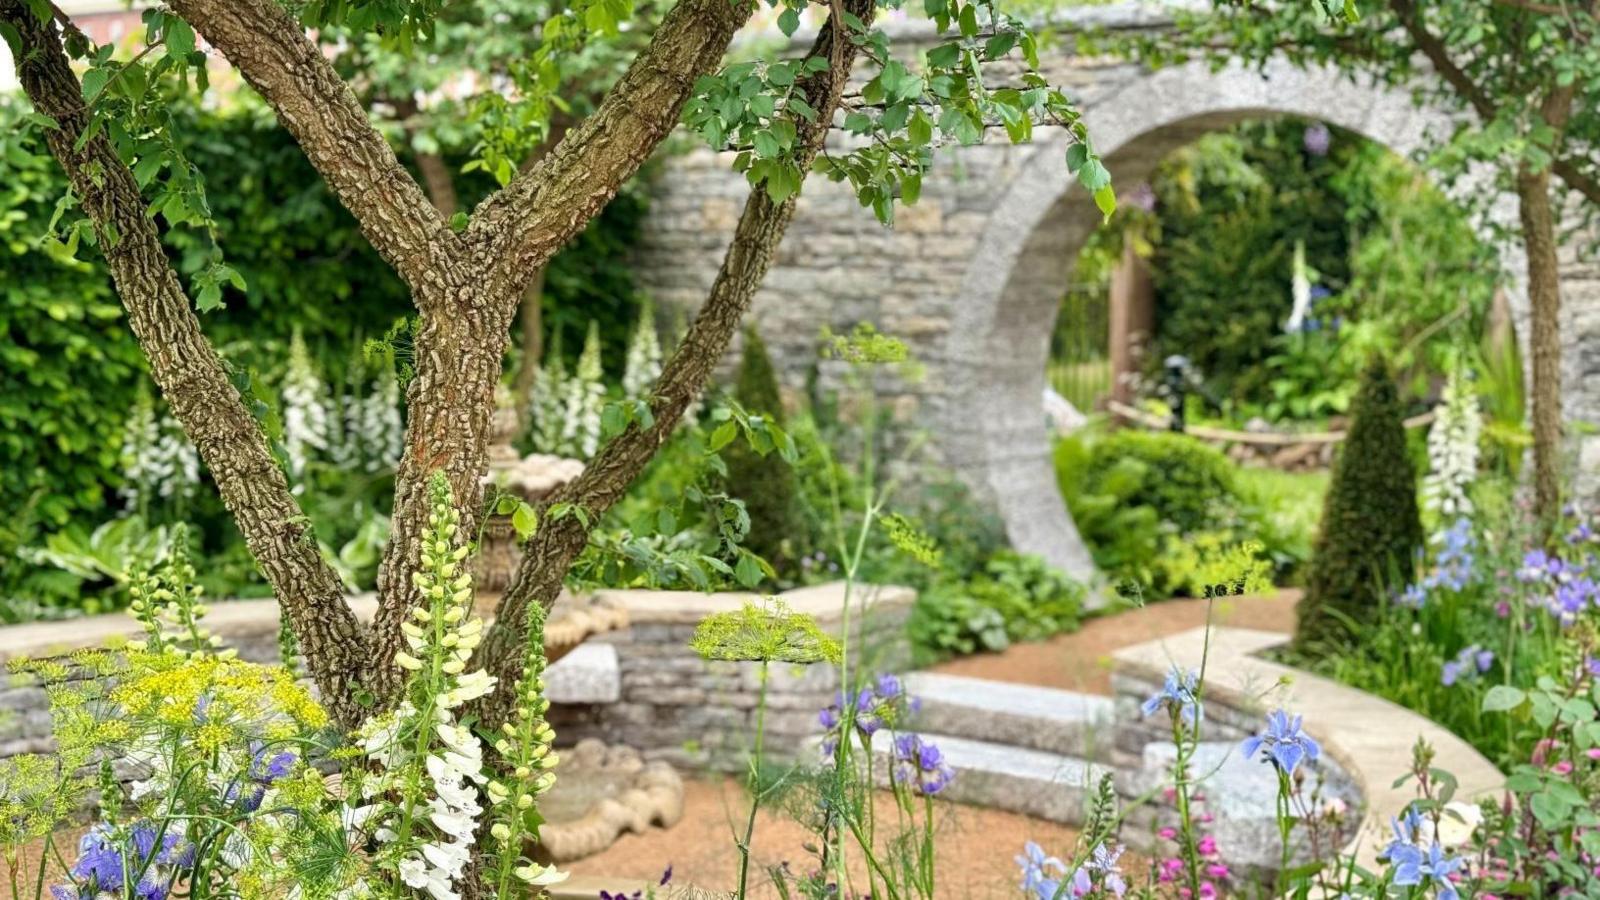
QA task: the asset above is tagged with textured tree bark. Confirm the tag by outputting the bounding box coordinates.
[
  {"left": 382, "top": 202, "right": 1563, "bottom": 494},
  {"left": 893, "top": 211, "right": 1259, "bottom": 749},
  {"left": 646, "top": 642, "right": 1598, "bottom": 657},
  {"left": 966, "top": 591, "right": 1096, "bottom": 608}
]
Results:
[
  {"left": 511, "top": 267, "right": 548, "bottom": 435},
  {"left": 1519, "top": 167, "right": 1565, "bottom": 522},
  {"left": 465, "top": 0, "right": 751, "bottom": 298},
  {"left": 367, "top": 0, "right": 755, "bottom": 699},
  {"left": 10, "top": 0, "right": 766, "bottom": 720},
  {"left": 1, "top": 0, "right": 374, "bottom": 729},
  {"left": 167, "top": 0, "right": 457, "bottom": 294},
  {"left": 474, "top": 0, "right": 879, "bottom": 724}
]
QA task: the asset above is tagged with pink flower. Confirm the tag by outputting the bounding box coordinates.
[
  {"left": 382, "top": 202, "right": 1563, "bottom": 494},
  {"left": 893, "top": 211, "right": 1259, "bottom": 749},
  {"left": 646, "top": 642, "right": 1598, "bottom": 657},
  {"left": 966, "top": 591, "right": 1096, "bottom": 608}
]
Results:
[
  {"left": 1158, "top": 827, "right": 1178, "bottom": 841},
  {"left": 1206, "top": 863, "right": 1230, "bottom": 879},
  {"left": 1197, "top": 836, "right": 1218, "bottom": 855},
  {"left": 1553, "top": 760, "right": 1574, "bottom": 775},
  {"left": 1199, "top": 883, "right": 1217, "bottom": 898},
  {"left": 1586, "top": 748, "right": 1600, "bottom": 760}
]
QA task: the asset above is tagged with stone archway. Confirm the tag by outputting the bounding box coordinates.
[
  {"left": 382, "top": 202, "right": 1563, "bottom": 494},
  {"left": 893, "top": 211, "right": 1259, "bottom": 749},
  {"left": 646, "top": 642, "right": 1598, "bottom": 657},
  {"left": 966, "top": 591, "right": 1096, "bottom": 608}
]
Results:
[
  {"left": 633, "top": 40, "right": 1600, "bottom": 584},
  {"left": 936, "top": 58, "right": 1508, "bottom": 582}
]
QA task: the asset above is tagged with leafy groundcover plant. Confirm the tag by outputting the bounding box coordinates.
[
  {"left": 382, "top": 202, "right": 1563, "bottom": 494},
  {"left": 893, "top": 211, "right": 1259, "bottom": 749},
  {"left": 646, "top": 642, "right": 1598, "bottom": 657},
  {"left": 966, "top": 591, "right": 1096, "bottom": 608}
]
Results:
[{"left": 1, "top": 473, "right": 561, "bottom": 900}]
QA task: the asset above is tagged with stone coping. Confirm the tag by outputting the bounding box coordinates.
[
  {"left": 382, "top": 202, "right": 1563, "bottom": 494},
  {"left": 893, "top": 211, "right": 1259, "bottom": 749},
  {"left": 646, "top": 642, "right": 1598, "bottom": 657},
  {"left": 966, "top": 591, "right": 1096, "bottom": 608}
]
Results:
[
  {"left": 0, "top": 591, "right": 627, "bottom": 666},
  {"left": 591, "top": 580, "right": 914, "bottom": 626},
  {"left": 1111, "top": 626, "right": 1504, "bottom": 868}
]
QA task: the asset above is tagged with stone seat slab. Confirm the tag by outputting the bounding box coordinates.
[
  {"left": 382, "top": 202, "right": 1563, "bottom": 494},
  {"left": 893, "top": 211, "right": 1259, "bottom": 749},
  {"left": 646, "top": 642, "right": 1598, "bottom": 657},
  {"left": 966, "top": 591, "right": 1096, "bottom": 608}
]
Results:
[{"left": 903, "top": 672, "right": 1114, "bottom": 759}]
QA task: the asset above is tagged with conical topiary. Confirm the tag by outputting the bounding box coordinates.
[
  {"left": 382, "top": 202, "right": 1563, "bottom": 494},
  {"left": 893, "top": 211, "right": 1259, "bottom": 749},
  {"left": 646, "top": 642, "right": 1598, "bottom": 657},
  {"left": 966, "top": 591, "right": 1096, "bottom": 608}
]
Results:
[
  {"left": 1295, "top": 359, "right": 1423, "bottom": 647},
  {"left": 724, "top": 326, "right": 802, "bottom": 572}
]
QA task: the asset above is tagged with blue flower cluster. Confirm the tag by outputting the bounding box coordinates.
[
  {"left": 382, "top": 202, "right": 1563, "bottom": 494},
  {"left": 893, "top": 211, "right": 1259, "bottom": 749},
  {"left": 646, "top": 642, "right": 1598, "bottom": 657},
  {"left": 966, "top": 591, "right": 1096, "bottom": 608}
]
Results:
[
  {"left": 54, "top": 821, "right": 195, "bottom": 900},
  {"left": 1140, "top": 667, "right": 1203, "bottom": 726},
  {"left": 1398, "top": 519, "right": 1478, "bottom": 609},
  {"left": 1383, "top": 809, "right": 1466, "bottom": 900},
  {"left": 818, "top": 673, "right": 918, "bottom": 756},
  {"left": 1517, "top": 546, "right": 1600, "bottom": 627},
  {"left": 1440, "top": 644, "right": 1494, "bottom": 687},
  {"left": 1240, "top": 709, "right": 1321, "bottom": 776},
  {"left": 891, "top": 733, "right": 954, "bottom": 796},
  {"left": 1014, "top": 841, "right": 1128, "bottom": 899}
]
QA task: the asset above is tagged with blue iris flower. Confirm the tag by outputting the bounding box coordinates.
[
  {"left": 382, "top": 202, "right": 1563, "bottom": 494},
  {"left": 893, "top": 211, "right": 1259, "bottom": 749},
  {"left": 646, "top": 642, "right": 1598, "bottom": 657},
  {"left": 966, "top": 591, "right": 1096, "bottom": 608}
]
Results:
[
  {"left": 1141, "top": 667, "right": 1203, "bottom": 726},
  {"left": 1015, "top": 841, "right": 1066, "bottom": 898},
  {"left": 892, "top": 733, "right": 955, "bottom": 795},
  {"left": 1389, "top": 839, "right": 1465, "bottom": 900},
  {"left": 1240, "top": 709, "right": 1321, "bottom": 776}
]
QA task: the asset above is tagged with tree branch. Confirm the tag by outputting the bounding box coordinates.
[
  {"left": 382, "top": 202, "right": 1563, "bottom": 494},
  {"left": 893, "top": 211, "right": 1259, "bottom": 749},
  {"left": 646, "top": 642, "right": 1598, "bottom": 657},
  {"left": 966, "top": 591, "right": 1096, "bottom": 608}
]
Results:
[
  {"left": 166, "top": 0, "right": 458, "bottom": 295},
  {"left": 465, "top": 0, "right": 753, "bottom": 299},
  {"left": 1, "top": 0, "right": 373, "bottom": 728},
  {"left": 1388, "top": 0, "right": 1498, "bottom": 121},
  {"left": 471, "top": 0, "right": 878, "bottom": 725}
]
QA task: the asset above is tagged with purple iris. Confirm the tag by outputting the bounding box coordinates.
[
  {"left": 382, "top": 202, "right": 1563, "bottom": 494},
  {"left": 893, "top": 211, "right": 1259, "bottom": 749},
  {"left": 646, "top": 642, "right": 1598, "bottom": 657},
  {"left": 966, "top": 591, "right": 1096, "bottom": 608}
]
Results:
[
  {"left": 1080, "top": 843, "right": 1129, "bottom": 897},
  {"left": 892, "top": 733, "right": 954, "bottom": 795},
  {"left": 62, "top": 822, "right": 187, "bottom": 900},
  {"left": 248, "top": 745, "right": 297, "bottom": 784},
  {"left": 817, "top": 674, "right": 918, "bottom": 757},
  {"left": 1240, "top": 710, "right": 1321, "bottom": 776},
  {"left": 1140, "top": 667, "right": 1203, "bottom": 726}
]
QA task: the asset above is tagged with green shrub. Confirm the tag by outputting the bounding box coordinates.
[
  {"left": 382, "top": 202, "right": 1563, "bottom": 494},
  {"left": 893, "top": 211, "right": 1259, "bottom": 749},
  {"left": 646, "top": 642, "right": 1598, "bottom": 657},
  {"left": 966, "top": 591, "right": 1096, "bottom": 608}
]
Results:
[
  {"left": 1055, "top": 428, "right": 1244, "bottom": 593},
  {"left": 723, "top": 327, "right": 803, "bottom": 570},
  {"left": 908, "top": 586, "right": 1011, "bottom": 663},
  {"left": 908, "top": 551, "right": 1084, "bottom": 662},
  {"left": 1295, "top": 361, "right": 1423, "bottom": 647}
]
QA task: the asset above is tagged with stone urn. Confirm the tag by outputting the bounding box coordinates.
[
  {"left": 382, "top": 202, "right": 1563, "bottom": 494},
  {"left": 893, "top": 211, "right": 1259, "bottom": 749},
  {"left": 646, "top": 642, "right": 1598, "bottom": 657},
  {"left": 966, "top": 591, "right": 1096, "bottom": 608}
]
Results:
[{"left": 470, "top": 391, "right": 585, "bottom": 614}]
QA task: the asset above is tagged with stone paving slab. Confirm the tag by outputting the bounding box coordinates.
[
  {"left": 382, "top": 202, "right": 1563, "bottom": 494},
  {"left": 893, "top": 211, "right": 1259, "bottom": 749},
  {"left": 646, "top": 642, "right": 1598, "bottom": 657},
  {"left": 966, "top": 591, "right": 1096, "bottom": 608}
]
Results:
[
  {"left": 904, "top": 672, "right": 1114, "bottom": 759},
  {"left": 1110, "top": 626, "right": 1504, "bottom": 868},
  {"left": 546, "top": 641, "right": 622, "bottom": 705},
  {"left": 868, "top": 730, "right": 1111, "bottom": 825}
]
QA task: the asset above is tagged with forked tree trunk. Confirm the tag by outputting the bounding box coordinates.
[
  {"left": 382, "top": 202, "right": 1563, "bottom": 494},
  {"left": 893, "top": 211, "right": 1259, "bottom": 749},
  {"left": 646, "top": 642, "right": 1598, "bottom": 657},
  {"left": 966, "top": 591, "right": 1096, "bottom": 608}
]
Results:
[{"left": 474, "top": 0, "right": 879, "bottom": 727}]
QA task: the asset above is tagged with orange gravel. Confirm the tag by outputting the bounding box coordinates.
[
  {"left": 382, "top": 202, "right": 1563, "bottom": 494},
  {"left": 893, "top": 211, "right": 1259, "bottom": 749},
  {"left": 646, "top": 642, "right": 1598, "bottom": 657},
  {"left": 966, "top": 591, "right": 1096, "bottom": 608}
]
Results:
[
  {"left": 930, "top": 591, "right": 1299, "bottom": 695},
  {"left": 565, "top": 775, "right": 1101, "bottom": 899}
]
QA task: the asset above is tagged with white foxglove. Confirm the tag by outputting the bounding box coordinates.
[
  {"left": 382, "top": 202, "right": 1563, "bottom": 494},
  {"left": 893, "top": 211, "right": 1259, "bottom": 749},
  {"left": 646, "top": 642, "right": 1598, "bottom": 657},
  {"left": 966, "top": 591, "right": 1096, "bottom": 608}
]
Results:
[{"left": 1423, "top": 368, "right": 1482, "bottom": 523}]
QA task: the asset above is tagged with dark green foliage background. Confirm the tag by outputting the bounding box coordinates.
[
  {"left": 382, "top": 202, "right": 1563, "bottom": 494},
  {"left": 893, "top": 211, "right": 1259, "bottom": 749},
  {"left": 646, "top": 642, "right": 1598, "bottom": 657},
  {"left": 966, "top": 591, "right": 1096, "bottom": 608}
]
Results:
[
  {"left": 723, "top": 327, "right": 803, "bottom": 569},
  {"left": 1150, "top": 120, "right": 1357, "bottom": 401},
  {"left": 1296, "top": 361, "right": 1424, "bottom": 646},
  {"left": 0, "top": 95, "right": 647, "bottom": 603}
]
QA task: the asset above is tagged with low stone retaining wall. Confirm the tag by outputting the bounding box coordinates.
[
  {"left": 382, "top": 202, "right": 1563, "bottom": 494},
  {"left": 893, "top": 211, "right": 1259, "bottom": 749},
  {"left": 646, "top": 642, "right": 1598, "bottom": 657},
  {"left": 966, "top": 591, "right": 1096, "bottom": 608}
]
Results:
[{"left": 548, "top": 582, "right": 915, "bottom": 770}]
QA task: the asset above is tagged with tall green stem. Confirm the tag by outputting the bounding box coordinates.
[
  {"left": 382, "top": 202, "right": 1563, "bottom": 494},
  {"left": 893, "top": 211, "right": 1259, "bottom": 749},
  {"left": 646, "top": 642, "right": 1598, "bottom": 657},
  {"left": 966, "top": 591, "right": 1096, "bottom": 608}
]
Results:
[{"left": 735, "top": 662, "right": 771, "bottom": 899}]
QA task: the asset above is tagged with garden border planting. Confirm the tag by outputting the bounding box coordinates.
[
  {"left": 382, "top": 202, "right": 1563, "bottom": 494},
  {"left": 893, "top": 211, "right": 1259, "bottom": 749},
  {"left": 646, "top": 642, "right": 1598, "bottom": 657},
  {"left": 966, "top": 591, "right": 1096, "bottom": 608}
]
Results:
[{"left": 1110, "top": 625, "right": 1504, "bottom": 868}]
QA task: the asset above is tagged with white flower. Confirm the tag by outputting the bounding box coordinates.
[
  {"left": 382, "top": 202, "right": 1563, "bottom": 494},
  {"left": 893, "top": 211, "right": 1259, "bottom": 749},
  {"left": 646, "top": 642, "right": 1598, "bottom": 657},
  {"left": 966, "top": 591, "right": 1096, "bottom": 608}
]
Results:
[
  {"left": 1438, "top": 800, "right": 1484, "bottom": 847},
  {"left": 622, "top": 301, "right": 662, "bottom": 402},
  {"left": 420, "top": 840, "right": 471, "bottom": 878},
  {"left": 514, "top": 862, "right": 571, "bottom": 886},
  {"left": 1422, "top": 368, "right": 1482, "bottom": 522},
  {"left": 282, "top": 330, "right": 331, "bottom": 481},
  {"left": 558, "top": 321, "right": 607, "bottom": 458},
  {"left": 442, "top": 669, "right": 496, "bottom": 708}
]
